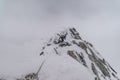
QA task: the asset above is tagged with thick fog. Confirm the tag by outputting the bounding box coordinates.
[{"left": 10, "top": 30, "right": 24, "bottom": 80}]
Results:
[{"left": 0, "top": 0, "right": 120, "bottom": 76}]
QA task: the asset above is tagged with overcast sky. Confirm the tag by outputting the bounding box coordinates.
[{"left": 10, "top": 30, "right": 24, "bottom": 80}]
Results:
[{"left": 0, "top": 0, "right": 120, "bottom": 77}]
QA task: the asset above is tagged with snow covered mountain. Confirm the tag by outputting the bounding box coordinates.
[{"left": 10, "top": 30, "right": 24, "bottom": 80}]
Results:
[
  {"left": 37, "top": 28, "right": 119, "bottom": 80},
  {"left": 1, "top": 28, "right": 119, "bottom": 80}
]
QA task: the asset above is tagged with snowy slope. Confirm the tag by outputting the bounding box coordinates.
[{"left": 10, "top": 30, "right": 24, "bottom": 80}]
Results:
[
  {"left": 37, "top": 28, "right": 119, "bottom": 80},
  {"left": 0, "top": 28, "right": 119, "bottom": 80},
  {"left": 38, "top": 54, "right": 94, "bottom": 80}
]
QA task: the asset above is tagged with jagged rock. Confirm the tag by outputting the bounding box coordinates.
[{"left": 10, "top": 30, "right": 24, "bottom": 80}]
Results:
[
  {"left": 96, "top": 60, "right": 110, "bottom": 77},
  {"left": 95, "top": 77, "right": 100, "bottom": 80},
  {"left": 91, "top": 63, "right": 98, "bottom": 76},
  {"left": 99, "top": 59, "right": 106, "bottom": 65},
  {"left": 78, "top": 42, "right": 87, "bottom": 50},
  {"left": 88, "top": 51, "right": 110, "bottom": 77},
  {"left": 59, "top": 42, "right": 71, "bottom": 47},
  {"left": 72, "top": 40, "right": 87, "bottom": 52},
  {"left": 69, "top": 28, "right": 81, "bottom": 39},
  {"left": 84, "top": 41, "right": 93, "bottom": 47},
  {"left": 53, "top": 32, "right": 67, "bottom": 44},
  {"left": 67, "top": 51, "right": 87, "bottom": 67},
  {"left": 88, "top": 54, "right": 95, "bottom": 61},
  {"left": 67, "top": 51, "right": 78, "bottom": 60},
  {"left": 24, "top": 73, "right": 37, "bottom": 80},
  {"left": 77, "top": 52, "right": 87, "bottom": 67}
]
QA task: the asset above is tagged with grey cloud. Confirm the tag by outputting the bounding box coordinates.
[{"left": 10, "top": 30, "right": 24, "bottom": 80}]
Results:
[{"left": 1, "top": 0, "right": 114, "bottom": 18}]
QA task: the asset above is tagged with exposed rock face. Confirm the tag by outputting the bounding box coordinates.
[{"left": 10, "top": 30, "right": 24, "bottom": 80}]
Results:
[
  {"left": 67, "top": 50, "right": 87, "bottom": 67},
  {"left": 69, "top": 28, "right": 81, "bottom": 39},
  {"left": 40, "top": 28, "right": 119, "bottom": 80}
]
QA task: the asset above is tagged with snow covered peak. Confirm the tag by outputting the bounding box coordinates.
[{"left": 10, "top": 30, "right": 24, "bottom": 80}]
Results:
[
  {"left": 39, "top": 27, "right": 119, "bottom": 80},
  {"left": 2, "top": 28, "right": 118, "bottom": 80},
  {"left": 53, "top": 27, "right": 82, "bottom": 44}
]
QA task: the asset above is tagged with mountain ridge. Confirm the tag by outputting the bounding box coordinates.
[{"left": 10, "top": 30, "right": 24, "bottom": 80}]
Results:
[
  {"left": 39, "top": 27, "right": 119, "bottom": 80},
  {"left": 0, "top": 27, "right": 119, "bottom": 80}
]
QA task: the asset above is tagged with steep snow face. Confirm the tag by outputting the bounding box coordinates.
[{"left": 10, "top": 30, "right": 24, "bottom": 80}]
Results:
[{"left": 39, "top": 28, "right": 119, "bottom": 80}]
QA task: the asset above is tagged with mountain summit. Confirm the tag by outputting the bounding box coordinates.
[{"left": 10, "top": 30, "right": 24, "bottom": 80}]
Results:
[
  {"left": 38, "top": 28, "right": 119, "bottom": 80},
  {"left": 3, "top": 28, "right": 119, "bottom": 80}
]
